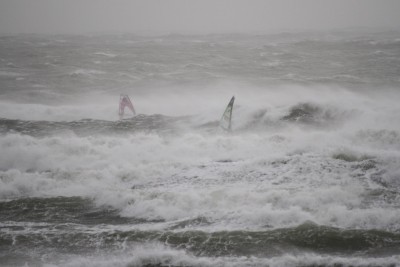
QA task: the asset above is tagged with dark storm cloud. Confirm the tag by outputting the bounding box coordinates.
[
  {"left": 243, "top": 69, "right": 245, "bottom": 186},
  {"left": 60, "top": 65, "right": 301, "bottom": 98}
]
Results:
[{"left": 1, "top": 0, "right": 400, "bottom": 34}]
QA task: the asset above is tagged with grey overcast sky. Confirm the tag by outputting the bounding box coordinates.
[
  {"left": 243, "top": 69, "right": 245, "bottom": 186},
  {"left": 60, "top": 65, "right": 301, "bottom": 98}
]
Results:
[{"left": 1, "top": 0, "right": 400, "bottom": 34}]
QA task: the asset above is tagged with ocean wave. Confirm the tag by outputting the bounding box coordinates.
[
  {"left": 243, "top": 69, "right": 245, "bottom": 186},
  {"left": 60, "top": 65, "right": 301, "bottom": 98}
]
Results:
[
  {"left": 94, "top": 52, "right": 117, "bottom": 58},
  {"left": 70, "top": 69, "right": 105, "bottom": 77},
  {"left": 1, "top": 221, "right": 400, "bottom": 260},
  {"left": 1, "top": 133, "right": 399, "bottom": 232},
  {"left": 0, "top": 100, "right": 357, "bottom": 136}
]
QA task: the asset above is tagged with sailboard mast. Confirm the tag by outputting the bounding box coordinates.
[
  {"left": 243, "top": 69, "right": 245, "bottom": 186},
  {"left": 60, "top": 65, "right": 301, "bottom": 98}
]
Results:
[
  {"left": 220, "top": 96, "right": 235, "bottom": 132},
  {"left": 119, "top": 94, "right": 136, "bottom": 119}
]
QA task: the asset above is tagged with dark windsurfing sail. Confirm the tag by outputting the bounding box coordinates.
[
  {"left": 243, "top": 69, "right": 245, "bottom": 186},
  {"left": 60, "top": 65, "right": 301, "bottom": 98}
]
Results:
[
  {"left": 119, "top": 94, "right": 136, "bottom": 119},
  {"left": 220, "top": 96, "right": 235, "bottom": 132}
]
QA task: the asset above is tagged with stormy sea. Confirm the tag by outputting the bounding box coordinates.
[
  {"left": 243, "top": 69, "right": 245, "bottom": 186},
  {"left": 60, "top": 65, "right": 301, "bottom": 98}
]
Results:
[{"left": 1, "top": 30, "right": 400, "bottom": 267}]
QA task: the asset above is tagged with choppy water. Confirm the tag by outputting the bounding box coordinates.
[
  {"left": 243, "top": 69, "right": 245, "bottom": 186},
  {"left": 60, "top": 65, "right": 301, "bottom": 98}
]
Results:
[{"left": 1, "top": 30, "right": 400, "bottom": 267}]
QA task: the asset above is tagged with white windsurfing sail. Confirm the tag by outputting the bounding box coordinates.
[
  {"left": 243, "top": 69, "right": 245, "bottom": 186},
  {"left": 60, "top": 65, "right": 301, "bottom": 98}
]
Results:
[
  {"left": 119, "top": 94, "right": 136, "bottom": 119},
  {"left": 220, "top": 96, "right": 235, "bottom": 131}
]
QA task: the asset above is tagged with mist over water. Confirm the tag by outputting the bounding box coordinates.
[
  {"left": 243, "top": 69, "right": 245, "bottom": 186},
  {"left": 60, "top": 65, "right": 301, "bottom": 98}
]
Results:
[{"left": 1, "top": 30, "right": 400, "bottom": 267}]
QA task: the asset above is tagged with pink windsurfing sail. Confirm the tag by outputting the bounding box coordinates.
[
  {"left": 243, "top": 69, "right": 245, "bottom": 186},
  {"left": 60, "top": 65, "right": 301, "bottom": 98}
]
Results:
[{"left": 119, "top": 94, "right": 136, "bottom": 119}]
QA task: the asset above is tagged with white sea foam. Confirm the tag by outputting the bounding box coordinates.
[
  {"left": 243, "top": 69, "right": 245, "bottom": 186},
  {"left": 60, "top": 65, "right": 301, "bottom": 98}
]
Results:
[
  {"left": 1, "top": 111, "right": 400, "bottom": 232},
  {"left": 40, "top": 244, "right": 400, "bottom": 267},
  {"left": 0, "top": 101, "right": 117, "bottom": 121}
]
